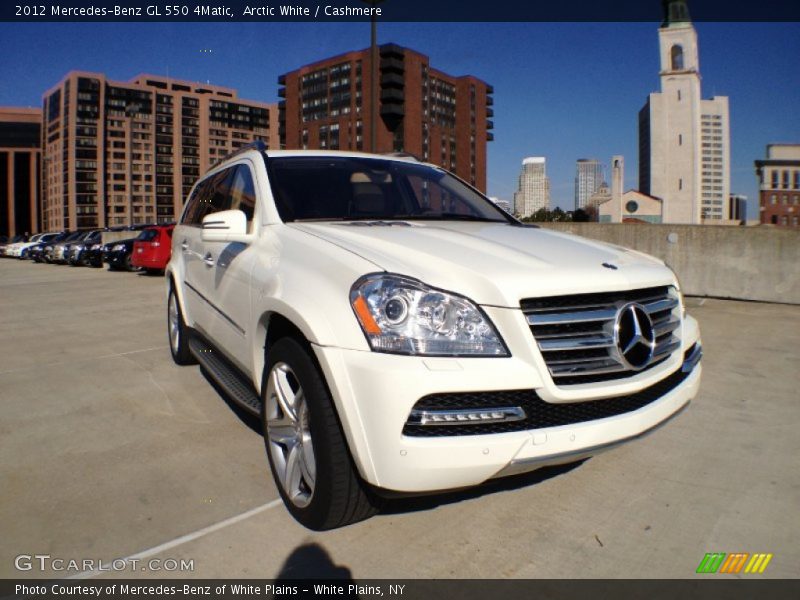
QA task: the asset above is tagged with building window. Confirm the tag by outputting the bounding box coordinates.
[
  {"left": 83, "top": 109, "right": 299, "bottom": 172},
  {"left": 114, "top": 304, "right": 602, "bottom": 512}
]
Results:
[
  {"left": 677, "top": 89, "right": 681, "bottom": 101},
  {"left": 678, "top": 134, "right": 682, "bottom": 145},
  {"left": 671, "top": 45, "right": 684, "bottom": 70},
  {"left": 678, "top": 178, "right": 683, "bottom": 190}
]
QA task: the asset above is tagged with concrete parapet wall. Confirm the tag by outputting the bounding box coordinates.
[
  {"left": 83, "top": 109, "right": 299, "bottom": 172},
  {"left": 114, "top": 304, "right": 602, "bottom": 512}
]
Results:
[{"left": 537, "top": 223, "right": 800, "bottom": 305}]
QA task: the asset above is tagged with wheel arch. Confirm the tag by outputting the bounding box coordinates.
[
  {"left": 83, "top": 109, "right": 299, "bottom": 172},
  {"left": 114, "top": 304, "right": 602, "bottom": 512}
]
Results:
[{"left": 254, "top": 308, "right": 379, "bottom": 487}]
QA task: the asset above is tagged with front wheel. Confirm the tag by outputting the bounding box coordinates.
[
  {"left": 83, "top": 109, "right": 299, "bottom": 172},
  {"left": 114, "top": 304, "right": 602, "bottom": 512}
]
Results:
[
  {"left": 262, "top": 337, "right": 379, "bottom": 530},
  {"left": 167, "top": 285, "right": 195, "bottom": 365}
]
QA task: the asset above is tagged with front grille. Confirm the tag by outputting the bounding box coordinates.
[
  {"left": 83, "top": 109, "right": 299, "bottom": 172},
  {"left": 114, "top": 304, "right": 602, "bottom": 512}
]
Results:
[
  {"left": 521, "top": 286, "right": 681, "bottom": 385},
  {"left": 402, "top": 351, "right": 694, "bottom": 437}
]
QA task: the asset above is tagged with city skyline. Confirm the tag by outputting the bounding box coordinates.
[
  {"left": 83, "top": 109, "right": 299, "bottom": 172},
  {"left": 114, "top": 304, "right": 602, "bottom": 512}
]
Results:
[{"left": 0, "top": 21, "right": 798, "bottom": 219}]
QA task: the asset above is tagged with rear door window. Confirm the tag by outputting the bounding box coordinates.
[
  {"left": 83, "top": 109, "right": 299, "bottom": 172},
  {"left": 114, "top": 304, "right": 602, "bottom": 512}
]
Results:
[{"left": 229, "top": 165, "right": 257, "bottom": 229}]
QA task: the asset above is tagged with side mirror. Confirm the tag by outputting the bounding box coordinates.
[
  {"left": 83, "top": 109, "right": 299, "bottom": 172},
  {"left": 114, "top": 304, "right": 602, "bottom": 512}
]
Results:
[{"left": 201, "top": 210, "right": 252, "bottom": 243}]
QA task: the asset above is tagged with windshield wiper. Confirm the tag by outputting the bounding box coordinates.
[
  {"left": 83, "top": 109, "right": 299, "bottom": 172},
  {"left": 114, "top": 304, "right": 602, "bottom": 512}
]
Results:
[{"left": 399, "top": 213, "right": 506, "bottom": 223}]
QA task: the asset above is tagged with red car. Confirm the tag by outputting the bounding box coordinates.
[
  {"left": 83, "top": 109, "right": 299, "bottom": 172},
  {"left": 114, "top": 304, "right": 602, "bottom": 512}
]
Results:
[{"left": 131, "top": 225, "right": 174, "bottom": 274}]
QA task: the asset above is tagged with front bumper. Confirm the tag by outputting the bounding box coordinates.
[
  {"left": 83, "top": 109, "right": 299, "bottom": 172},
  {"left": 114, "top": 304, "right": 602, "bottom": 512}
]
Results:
[
  {"left": 104, "top": 250, "right": 129, "bottom": 267},
  {"left": 314, "top": 327, "right": 702, "bottom": 493}
]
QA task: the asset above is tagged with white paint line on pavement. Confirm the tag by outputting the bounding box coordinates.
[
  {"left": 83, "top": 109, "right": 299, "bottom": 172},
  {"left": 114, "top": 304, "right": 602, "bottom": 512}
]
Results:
[
  {"left": 0, "top": 346, "right": 168, "bottom": 376},
  {"left": 68, "top": 499, "right": 284, "bottom": 580}
]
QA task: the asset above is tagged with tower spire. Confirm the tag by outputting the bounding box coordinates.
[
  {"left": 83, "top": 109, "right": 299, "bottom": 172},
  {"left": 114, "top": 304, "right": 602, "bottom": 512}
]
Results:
[{"left": 661, "top": 0, "right": 692, "bottom": 28}]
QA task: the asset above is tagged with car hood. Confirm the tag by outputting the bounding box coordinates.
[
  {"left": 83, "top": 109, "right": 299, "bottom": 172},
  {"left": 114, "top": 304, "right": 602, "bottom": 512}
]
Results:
[{"left": 290, "top": 221, "right": 677, "bottom": 307}]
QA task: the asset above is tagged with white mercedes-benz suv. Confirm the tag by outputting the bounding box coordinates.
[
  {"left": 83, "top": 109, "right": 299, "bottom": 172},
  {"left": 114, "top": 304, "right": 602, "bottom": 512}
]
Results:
[{"left": 166, "top": 143, "right": 702, "bottom": 530}]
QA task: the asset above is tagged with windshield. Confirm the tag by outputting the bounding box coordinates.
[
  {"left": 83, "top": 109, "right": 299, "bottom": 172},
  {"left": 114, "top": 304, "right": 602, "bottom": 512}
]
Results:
[
  {"left": 137, "top": 229, "right": 158, "bottom": 241},
  {"left": 266, "top": 157, "right": 514, "bottom": 224},
  {"left": 64, "top": 232, "right": 84, "bottom": 242}
]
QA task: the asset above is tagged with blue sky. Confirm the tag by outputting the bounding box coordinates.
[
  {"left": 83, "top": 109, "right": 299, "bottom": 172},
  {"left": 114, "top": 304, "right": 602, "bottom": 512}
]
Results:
[{"left": 1, "top": 21, "right": 798, "bottom": 216}]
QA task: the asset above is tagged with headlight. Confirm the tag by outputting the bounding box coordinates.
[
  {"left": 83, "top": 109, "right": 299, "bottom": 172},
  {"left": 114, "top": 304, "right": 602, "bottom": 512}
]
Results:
[
  {"left": 350, "top": 273, "right": 508, "bottom": 357},
  {"left": 112, "top": 244, "right": 125, "bottom": 251},
  {"left": 91, "top": 243, "right": 101, "bottom": 250}
]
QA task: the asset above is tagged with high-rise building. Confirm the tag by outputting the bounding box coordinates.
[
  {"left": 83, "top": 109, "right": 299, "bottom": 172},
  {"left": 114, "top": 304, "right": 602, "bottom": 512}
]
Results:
[
  {"left": 513, "top": 157, "right": 550, "bottom": 217},
  {"left": 638, "top": 0, "right": 730, "bottom": 223},
  {"left": 574, "top": 158, "right": 603, "bottom": 210},
  {"left": 754, "top": 144, "right": 800, "bottom": 228},
  {"left": 278, "top": 43, "right": 494, "bottom": 192},
  {"left": 0, "top": 107, "right": 41, "bottom": 237},
  {"left": 41, "top": 71, "right": 278, "bottom": 231},
  {"left": 728, "top": 193, "right": 747, "bottom": 222}
]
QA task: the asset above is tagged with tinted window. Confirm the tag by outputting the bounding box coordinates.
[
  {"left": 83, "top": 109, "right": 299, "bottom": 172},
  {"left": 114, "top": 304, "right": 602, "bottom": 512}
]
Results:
[
  {"left": 266, "top": 157, "right": 511, "bottom": 224},
  {"left": 181, "top": 168, "right": 234, "bottom": 226},
  {"left": 229, "top": 165, "right": 257, "bottom": 227},
  {"left": 138, "top": 229, "right": 158, "bottom": 241}
]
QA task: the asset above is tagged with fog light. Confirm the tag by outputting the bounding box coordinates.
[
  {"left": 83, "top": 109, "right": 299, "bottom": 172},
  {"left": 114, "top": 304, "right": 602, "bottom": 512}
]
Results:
[{"left": 407, "top": 406, "right": 525, "bottom": 426}]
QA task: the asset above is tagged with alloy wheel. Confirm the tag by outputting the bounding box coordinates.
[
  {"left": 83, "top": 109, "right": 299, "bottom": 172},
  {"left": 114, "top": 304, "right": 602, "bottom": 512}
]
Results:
[{"left": 265, "top": 362, "right": 316, "bottom": 508}]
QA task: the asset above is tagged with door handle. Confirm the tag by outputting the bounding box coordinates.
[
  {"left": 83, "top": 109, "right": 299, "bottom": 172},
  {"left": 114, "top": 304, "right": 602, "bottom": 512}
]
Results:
[
  {"left": 181, "top": 239, "right": 189, "bottom": 252},
  {"left": 203, "top": 252, "right": 215, "bottom": 267}
]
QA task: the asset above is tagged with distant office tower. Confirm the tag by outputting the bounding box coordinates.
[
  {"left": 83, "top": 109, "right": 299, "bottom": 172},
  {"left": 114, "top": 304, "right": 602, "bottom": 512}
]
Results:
[
  {"left": 513, "top": 157, "right": 550, "bottom": 217},
  {"left": 41, "top": 71, "right": 278, "bottom": 231},
  {"left": 638, "top": 0, "right": 730, "bottom": 223},
  {"left": 754, "top": 144, "right": 800, "bottom": 228},
  {"left": 0, "top": 107, "right": 41, "bottom": 237},
  {"left": 574, "top": 158, "right": 603, "bottom": 210},
  {"left": 728, "top": 193, "right": 747, "bottom": 222},
  {"left": 488, "top": 197, "right": 512, "bottom": 214},
  {"left": 278, "top": 43, "right": 494, "bottom": 192}
]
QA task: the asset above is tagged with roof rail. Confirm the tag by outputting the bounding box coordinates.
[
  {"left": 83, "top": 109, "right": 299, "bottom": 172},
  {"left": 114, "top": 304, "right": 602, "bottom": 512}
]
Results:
[
  {"left": 220, "top": 140, "right": 268, "bottom": 163},
  {"left": 382, "top": 151, "right": 421, "bottom": 162}
]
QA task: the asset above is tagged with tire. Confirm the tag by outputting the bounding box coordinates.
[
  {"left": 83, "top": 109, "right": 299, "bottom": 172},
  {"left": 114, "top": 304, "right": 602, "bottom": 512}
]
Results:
[
  {"left": 262, "top": 337, "right": 379, "bottom": 530},
  {"left": 167, "top": 285, "right": 196, "bottom": 366}
]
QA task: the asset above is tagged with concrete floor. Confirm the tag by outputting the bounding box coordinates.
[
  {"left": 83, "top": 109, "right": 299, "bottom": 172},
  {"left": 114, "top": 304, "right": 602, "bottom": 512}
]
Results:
[{"left": 1, "top": 258, "right": 798, "bottom": 579}]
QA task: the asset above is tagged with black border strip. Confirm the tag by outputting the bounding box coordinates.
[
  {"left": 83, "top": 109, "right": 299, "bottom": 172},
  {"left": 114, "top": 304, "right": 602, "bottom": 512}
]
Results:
[{"left": 2, "top": 1, "right": 799, "bottom": 22}]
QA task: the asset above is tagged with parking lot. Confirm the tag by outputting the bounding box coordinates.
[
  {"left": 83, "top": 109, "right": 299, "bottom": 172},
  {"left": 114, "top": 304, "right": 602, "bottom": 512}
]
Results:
[{"left": 1, "top": 258, "right": 798, "bottom": 579}]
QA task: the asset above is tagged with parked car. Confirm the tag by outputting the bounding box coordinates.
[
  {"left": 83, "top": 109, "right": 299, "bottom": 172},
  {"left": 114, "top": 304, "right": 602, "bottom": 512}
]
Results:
[
  {"left": 166, "top": 144, "right": 703, "bottom": 530},
  {"left": 19, "top": 232, "right": 64, "bottom": 260},
  {"left": 67, "top": 230, "right": 104, "bottom": 266},
  {"left": 50, "top": 231, "right": 88, "bottom": 264},
  {"left": 5, "top": 233, "right": 45, "bottom": 258},
  {"left": 83, "top": 241, "right": 107, "bottom": 268},
  {"left": 0, "top": 234, "right": 26, "bottom": 257},
  {"left": 103, "top": 237, "right": 140, "bottom": 271},
  {"left": 131, "top": 224, "right": 174, "bottom": 274}
]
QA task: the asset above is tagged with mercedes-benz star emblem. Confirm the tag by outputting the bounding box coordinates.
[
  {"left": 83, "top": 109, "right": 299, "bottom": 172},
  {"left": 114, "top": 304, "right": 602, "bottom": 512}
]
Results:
[{"left": 614, "top": 303, "right": 656, "bottom": 370}]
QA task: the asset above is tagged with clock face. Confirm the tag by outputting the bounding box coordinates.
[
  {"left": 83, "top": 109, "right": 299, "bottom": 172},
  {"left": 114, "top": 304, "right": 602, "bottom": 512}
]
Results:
[{"left": 626, "top": 200, "right": 639, "bottom": 214}]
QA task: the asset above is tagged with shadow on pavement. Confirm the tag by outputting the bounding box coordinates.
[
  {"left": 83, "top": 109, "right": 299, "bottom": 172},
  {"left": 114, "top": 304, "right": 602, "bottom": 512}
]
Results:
[{"left": 275, "top": 542, "right": 355, "bottom": 580}]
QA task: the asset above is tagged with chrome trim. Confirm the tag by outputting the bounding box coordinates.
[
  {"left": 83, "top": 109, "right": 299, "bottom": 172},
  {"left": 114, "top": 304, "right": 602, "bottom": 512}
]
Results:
[
  {"left": 523, "top": 287, "right": 682, "bottom": 384},
  {"left": 643, "top": 297, "right": 679, "bottom": 314},
  {"left": 408, "top": 406, "right": 526, "bottom": 426},
  {"left": 653, "top": 339, "right": 680, "bottom": 358},
  {"left": 654, "top": 319, "right": 680, "bottom": 337},
  {"left": 526, "top": 308, "right": 616, "bottom": 326},
  {"left": 681, "top": 343, "right": 703, "bottom": 373},
  {"left": 538, "top": 335, "right": 615, "bottom": 351},
  {"left": 549, "top": 360, "right": 626, "bottom": 376}
]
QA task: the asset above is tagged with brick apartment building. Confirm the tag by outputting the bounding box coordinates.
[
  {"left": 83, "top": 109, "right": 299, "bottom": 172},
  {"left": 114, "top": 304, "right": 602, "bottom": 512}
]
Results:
[
  {"left": 278, "top": 43, "right": 494, "bottom": 192},
  {"left": 41, "top": 71, "right": 278, "bottom": 231},
  {"left": 754, "top": 144, "right": 800, "bottom": 228},
  {"left": 0, "top": 107, "right": 41, "bottom": 237}
]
